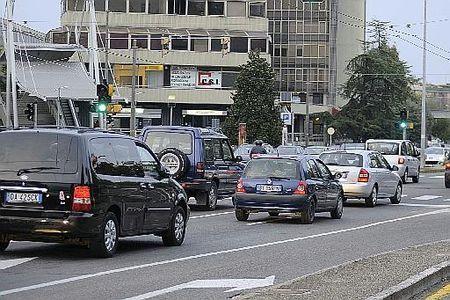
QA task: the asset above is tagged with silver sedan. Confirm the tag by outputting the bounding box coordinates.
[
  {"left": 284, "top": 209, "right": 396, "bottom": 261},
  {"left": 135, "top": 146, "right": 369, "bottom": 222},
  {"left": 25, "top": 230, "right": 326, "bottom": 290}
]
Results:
[{"left": 319, "top": 150, "right": 403, "bottom": 207}]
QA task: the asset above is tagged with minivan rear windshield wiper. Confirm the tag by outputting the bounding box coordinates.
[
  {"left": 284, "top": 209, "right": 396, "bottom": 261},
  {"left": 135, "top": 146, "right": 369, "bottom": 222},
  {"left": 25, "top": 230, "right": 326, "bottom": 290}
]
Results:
[
  {"left": 269, "top": 176, "right": 292, "bottom": 180},
  {"left": 17, "top": 167, "right": 60, "bottom": 176}
]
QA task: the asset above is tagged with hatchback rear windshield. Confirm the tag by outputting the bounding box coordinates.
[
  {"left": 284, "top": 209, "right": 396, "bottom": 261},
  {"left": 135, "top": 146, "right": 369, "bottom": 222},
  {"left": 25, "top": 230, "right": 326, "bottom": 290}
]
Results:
[
  {"left": 320, "top": 153, "right": 363, "bottom": 167},
  {"left": 367, "top": 142, "right": 399, "bottom": 155},
  {"left": 244, "top": 159, "right": 299, "bottom": 179},
  {"left": 145, "top": 132, "right": 192, "bottom": 154},
  {"left": 277, "top": 147, "right": 301, "bottom": 155},
  {"left": 0, "top": 132, "right": 78, "bottom": 174},
  {"left": 425, "top": 148, "right": 444, "bottom": 155}
]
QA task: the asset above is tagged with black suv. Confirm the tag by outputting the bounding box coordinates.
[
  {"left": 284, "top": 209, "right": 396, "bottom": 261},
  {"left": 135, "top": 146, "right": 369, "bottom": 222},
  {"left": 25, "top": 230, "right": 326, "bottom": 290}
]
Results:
[
  {"left": 0, "top": 128, "right": 189, "bottom": 257},
  {"left": 141, "top": 126, "right": 243, "bottom": 210}
]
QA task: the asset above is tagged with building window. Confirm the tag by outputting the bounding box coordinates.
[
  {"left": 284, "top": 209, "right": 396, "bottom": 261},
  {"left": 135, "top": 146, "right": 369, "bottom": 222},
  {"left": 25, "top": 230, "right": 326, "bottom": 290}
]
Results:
[
  {"left": 208, "top": 1, "right": 224, "bottom": 15},
  {"left": 227, "top": 1, "right": 246, "bottom": 17},
  {"left": 131, "top": 34, "right": 148, "bottom": 48},
  {"left": 318, "top": 45, "right": 327, "bottom": 57},
  {"left": 249, "top": 2, "right": 265, "bottom": 17},
  {"left": 250, "top": 39, "right": 266, "bottom": 52},
  {"left": 53, "top": 32, "right": 68, "bottom": 44},
  {"left": 230, "top": 37, "right": 248, "bottom": 53},
  {"left": 211, "top": 39, "right": 222, "bottom": 51},
  {"left": 149, "top": 0, "right": 165, "bottom": 13},
  {"left": 313, "top": 93, "right": 323, "bottom": 105},
  {"left": 296, "top": 46, "right": 303, "bottom": 57},
  {"left": 190, "top": 37, "right": 208, "bottom": 52},
  {"left": 188, "top": 0, "right": 206, "bottom": 15},
  {"left": 171, "top": 37, "right": 188, "bottom": 50},
  {"left": 94, "top": 0, "right": 105, "bottom": 11},
  {"left": 129, "top": 0, "right": 147, "bottom": 12},
  {"left": 110, "top": 33, "right": 129, "bottom": 49},
  {"left": 108, "top": 0, "right": 127, "bottom": 12},
  {"left": 222, "top": 71, "right": 239, "bottom": 88},
  {"left": 150, "top": 34, "right": 163, "bottom": 50},
  {"left": 168, "top": 0, "right": 187, "bottom": 14},
  {"left": 67, "top": 0, "right": 84, "bottom": 11}
]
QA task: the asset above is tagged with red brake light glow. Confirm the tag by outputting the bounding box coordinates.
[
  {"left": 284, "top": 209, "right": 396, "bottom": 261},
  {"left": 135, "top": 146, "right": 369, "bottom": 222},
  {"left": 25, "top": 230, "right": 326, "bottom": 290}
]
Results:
[
  {"left": 398, "top": 157, "right": 405, "bottom": 164},
  {"left": 196, "top": 162, "right": 205, "bottom": 174},
  {"left": 293, "top": 181, "right": 308, "bottom": 195},
  {"left": 358, "top": 168, "right": 370, "bottom": 182},
  {"left": 72, "top": 186, "right": 92, "bottom": 212},
  {"left": 236, "top": 178, "right": 245, "bottom": 193},
  {"left": 446, "top": 162, "right": 450, "bottom": 170}
]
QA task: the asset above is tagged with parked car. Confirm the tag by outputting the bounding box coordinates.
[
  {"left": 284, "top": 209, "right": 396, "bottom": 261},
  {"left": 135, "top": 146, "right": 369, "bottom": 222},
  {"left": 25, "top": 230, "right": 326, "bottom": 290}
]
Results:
[
  {"left": 233, "top": 156, "right": 344, "bottom": 224},
  {"left": 276, "top": 145, "right": 304, "bottom": 157},
  {"left": 445, "top": 152, "right": 450, "bottom": 188},
  {"left": 320, "top": 150, "right": 403, "bottom": 207},
  {"left": 304, "top": 146, "right": 328, "bottom": 158},
  {"left": 366, "top": 139, "right": 420, "bottom": 184},
  {"left": 142, "top": 126, "right": 243, "bottom": 210},
  {"left": 425, "top": 147, "right": 449, "bottom": 165},
  {"left": 0, "top": 128, "right": 189, "bottom": 257}
]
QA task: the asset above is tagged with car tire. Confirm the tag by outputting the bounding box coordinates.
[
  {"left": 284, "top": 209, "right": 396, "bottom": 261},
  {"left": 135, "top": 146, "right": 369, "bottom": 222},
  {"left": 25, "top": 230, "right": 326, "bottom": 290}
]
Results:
[
  {"left": 446, "top": 180, "right": 450, "bottom": 189},
  {"left": 412, "top": 168, "right": 420, "bottom": 183},
  {"left": 401, "top": 168, "right": 408, "bottom": 184},
  {"left": 204, "top": 181, "right": 218, "bottom": 211},
  {"left": 300, "top": 199, "right": 316, "bottom": 224},
  {"left": 268, "top": 212, "right": 279, "bottom": 217},
  {"left": 235, "top": 209, "right": 249, "bottom": 221},
  {"left": 90, "top": 212, "right": 119, "bottom": 258},
  {"left": 330, "top": 194, "right": 344, "bottom": 219},
  {"left": 390, "top": 183, "right": 402, "bottom": 204},
  {"left": 365, "top": 186, "right": 378, "bottom": 208},
  {"left": 162, "top": 206, "right": 187, "bottom": 247},
  {"left": 0, "top": 235, "right": 10, "bottom": 252},
  {"left": 157, "top": 148, "right": 189, "bottom": 180}
]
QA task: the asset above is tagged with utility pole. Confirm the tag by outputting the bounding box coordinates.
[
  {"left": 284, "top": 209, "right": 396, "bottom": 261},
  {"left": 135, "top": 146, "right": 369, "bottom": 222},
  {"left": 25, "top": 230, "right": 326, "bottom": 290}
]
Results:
[
  {"left": 420, "top": 0, "right": 427, "bottom": 168},
  {"left": 6, "top": 0, "right": 18, "bottom": 128},
  {"left": 305, "top": 82, "right": 310, "bottom": 147},
  {"left": 130, "top": 40, "right": 137, "bottom": 137},
  {"left": 33, "top": 102, "right": 38, "bottom": 128}
]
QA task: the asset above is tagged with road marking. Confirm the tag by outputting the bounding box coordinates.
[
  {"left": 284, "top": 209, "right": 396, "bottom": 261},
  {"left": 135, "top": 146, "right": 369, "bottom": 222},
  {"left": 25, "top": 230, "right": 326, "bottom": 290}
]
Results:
[
  {"left": 444, "top": 199, "right": 450, "bottom": 202},
  {"left": 123, "top": 276, "right": 275, "bottom": 299},
  {"left": 0, "top": 209, "right": 448, "bottom": 297},
  {"left": 429, "top": 175, "right": 445, "bottom": 179},
  {"left": 426, "top": 283, "right": 450, "bottom": 300},
  {"left": 401, "top": 194, "right": 408, "bottom": 198},
  {"left": 0, "top": 257, "right": 36, "bottom": 270},
  {"left": 411, "top": 195, "right": 443, "bottom": 201},
  {"left": 247, "top": 221, "right": 269, "bottom": 226},
  {"left": 190, "top": 211, "right": 234, "bottom": 219},
  {"left": 399, "top": 203, "right": 450, "bottom": 208}
]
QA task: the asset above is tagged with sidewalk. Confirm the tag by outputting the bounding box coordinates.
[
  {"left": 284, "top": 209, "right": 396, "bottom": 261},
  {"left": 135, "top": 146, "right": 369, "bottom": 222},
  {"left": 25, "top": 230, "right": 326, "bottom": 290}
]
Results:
[{"left": 237, "top": 240, "right": 450, "bottom": 300}]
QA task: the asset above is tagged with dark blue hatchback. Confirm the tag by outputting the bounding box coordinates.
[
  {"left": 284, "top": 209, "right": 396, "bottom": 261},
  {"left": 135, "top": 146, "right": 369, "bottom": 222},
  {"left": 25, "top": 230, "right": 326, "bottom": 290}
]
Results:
[{"left": 233, "top": 156, "right": 344, "bottom": 224}]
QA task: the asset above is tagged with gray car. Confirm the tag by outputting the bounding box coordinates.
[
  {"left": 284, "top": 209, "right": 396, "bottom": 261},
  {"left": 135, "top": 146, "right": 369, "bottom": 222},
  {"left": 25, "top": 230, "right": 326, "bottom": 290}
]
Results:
[{"left": 319, "top": 150, "right": 403, "bottom": 207}]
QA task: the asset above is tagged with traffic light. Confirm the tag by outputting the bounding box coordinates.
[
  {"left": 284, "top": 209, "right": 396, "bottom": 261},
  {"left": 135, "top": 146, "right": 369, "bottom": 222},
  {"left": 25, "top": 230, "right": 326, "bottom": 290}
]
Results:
[
  {"left": 96, "top": 80, "right": 111, "bottom": 113},
  {"left": 24, "top": 103, "right": 35, "bottom": 121},
  {"left": 399, "top": 108, "right": 408, "bottom": 129}
]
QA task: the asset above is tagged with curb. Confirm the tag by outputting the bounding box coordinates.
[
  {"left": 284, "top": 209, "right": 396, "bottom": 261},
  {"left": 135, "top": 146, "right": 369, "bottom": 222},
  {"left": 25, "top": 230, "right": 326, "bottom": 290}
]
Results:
[{"left": 366, "top": 261, "right": 449, "bottom": 300}]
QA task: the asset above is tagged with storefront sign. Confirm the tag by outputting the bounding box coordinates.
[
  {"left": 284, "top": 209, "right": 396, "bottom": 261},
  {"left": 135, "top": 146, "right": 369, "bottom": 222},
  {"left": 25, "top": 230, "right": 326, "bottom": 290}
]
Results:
[
  {"left": 197, "top": 71, "right": 222, "bottom": 88},
  {"left": 171, "top": 66, "right": 197, "bottom": 88}
]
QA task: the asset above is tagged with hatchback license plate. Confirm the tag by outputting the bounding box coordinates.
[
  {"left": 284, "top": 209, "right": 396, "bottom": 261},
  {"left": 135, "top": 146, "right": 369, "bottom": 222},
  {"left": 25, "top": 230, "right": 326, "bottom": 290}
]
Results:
[
  {"left": 258, "top": 185, "right": 282, "bottom": 192},
  {"left": 5, "top": 192, "right": 42, "bottom": 205}
]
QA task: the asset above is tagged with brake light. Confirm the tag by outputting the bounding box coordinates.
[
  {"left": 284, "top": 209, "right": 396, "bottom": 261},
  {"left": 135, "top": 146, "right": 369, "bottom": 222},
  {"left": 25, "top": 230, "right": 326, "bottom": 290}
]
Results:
[
  {"left": 293, "top": 181, "right": 308, "bottom": 195},
  {"left": 446, "top": 162, "right": 450, "bottom": 170},
  {"left": 236, "top": 178, "right": 245, "bottom": 193},
  {"left": 196, "top": 162, "right": 205, "bottom": 177},
  {"left": 72, "top": 186, "right": 92, "bottom": 212},
  {"left": 358, "top": 169, "right": 370, "bottom": 182},
  {"left": 398, "top": 157, "right": 405, "bottom": 164}
]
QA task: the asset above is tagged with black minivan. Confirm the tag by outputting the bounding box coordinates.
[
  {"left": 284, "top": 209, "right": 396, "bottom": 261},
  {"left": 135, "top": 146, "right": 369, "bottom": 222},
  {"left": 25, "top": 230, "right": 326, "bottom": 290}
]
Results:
[{"left": 0, "top": 128, "right": 189, "bottom": 257}]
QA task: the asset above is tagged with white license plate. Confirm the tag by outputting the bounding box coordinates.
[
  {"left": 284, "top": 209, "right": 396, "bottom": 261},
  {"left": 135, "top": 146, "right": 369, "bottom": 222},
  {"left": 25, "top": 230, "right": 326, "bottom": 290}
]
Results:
[
  {"left": 5, "top": 192, "right": 42, "bottom": 205},
  {"left": 258, "top": 185, "right": 282, "bottom": 192}
]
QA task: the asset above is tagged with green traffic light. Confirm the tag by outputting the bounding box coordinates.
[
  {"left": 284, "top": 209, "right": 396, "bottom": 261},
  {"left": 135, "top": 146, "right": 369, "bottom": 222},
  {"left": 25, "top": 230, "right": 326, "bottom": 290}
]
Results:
[
  {"left": 97, "top": 103, "right": 107, "bottom": 112},
  {"left": 400, "top": 121, "right": 408, "bottom": 129}
]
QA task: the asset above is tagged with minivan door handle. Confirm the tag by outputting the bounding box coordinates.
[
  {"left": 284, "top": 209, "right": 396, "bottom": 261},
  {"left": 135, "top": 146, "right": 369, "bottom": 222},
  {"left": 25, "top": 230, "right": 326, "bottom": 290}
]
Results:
[{"left": 140, "top": 183, "right": 148, "bottom": 189}]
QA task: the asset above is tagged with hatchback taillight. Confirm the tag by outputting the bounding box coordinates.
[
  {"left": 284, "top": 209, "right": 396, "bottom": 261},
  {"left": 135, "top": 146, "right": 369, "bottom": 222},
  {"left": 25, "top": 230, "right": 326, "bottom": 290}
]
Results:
[
  {"left": 293, "top": 181, "right": 308, "bottom": 195},
  {"left": 398, "top": 157, "right": 405, "bottom": 164},
  {"left": 72, "top": 186, "right": 92, "bottom": 212},
  {"left": 196, "top": 162, "right": 205, "bottom": 177},
  {"left": 236, "top": 178, "right": 245, "bottom": 193},
  {"left": 358, "top": 169, "right": 370, "bottom": 182},
  {"left": 446, "top": 162, "right": 450, "bottom": 170}
]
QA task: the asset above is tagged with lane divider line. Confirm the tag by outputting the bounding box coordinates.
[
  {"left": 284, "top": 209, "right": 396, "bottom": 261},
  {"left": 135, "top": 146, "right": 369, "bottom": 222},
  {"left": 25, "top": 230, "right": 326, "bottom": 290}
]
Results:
[
  {"left": 0, "top": 209, "right": 448, "bottom": 297},
  {"left": 190, "top": 211, "right": 234, "bottom": 220}
]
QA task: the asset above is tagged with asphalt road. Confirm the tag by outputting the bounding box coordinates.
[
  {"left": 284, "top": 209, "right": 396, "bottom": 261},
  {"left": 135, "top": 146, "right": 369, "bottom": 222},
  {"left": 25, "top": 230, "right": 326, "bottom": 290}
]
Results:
[{"left": 0, "top": 174, "right": 449, "bottom": 300}]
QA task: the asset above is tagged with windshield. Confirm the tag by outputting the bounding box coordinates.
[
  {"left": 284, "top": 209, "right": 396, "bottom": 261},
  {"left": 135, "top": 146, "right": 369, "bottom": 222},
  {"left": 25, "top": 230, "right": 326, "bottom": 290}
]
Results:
[
  {"left": 145, "top": 131, "right": 192, "bottom": 154},
  {"left": 426, "top": 148, "right": 444, "bottom": 155},
  {"left": 342, "top": 143, "right": 365, "bottom": 150},
  {"left": 244, "top": 159, "right": 299, "bottom": 179},
  {"left": 277, "top": 147, "right": 301, "bottom": 155},
  {"left": 0, "top": 132, "right": 78, "bottom": 174},
  {"left": 305, "top": 147, "right": 325, "bottom": 155},
  {"left": 320, "top": 153, "right": 363, "bottom": 167},
  {"left": 367, "top": 142, "right": 399, "bottom": 155}
]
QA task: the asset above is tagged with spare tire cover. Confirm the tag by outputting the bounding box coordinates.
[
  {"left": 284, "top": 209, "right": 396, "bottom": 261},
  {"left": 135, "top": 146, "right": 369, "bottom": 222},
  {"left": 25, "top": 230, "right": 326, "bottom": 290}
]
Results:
[{"left": 157, "top": 148, "right": 189, "bottom": 179}]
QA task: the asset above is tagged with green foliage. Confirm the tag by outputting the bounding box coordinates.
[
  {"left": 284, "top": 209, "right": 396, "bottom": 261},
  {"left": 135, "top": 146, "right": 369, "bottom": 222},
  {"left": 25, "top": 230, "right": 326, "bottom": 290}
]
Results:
[
  {"left": 430, "top": 119, "right": 450, "bottom": 143},
  {"left": 222, "top": 51, "right": 282, "bottom": 146}
]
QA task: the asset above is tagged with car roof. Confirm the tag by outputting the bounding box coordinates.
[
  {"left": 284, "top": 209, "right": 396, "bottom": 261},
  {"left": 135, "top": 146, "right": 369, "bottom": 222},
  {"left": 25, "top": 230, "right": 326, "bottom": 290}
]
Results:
[
  {"left": 252, "top": 154, "right": 315, "bottom": 162},
  {"left": 142, "top": 126, "right": 227, "bottom": 139},
  {"left": 366, "top": 139, "right": 409, "bottom": 143},
  {"left": 0, "top": 126, "right": 131, "bottom": 138},
  {"left": 320, "top": 149, "right": 375, "bottom": 156}
]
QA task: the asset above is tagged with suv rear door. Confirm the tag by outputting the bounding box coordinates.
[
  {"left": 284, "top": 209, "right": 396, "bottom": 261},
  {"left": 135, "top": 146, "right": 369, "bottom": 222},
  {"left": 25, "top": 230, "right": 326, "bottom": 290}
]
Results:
[
  {"left": 203, "top": 139, "right": 231, "bottom": 194},
  {"left": 220, "top": 139, "right": 242, "bottom": 191}
]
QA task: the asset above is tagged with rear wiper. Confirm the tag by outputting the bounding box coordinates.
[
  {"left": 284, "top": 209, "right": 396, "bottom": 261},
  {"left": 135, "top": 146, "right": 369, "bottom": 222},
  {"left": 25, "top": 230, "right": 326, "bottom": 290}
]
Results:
[
  {"left": 269, "top": 176, "right": 291, "bottom": 180},
  {"left": 17, "top": 167, "right": 60, "bottom": 176}
]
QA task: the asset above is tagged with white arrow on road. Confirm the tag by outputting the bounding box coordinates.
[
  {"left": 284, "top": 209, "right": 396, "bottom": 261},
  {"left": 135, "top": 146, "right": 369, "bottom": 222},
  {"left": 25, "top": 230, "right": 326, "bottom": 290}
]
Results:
[
  {"left": 123, "top": 276, "right": 276, "bottom": 300},
  {"left": 0, "top": 257, "right": 37, "bottom": 270}
]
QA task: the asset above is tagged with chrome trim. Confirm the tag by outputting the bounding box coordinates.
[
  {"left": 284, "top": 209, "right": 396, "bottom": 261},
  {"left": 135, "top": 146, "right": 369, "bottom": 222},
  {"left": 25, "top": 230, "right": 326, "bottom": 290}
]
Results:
[
  {"left": 146, "top": 208, "right": 172, "bottom": 211},
  {"left": 0, "top": 186, "right": 48, "bottom": 193}
]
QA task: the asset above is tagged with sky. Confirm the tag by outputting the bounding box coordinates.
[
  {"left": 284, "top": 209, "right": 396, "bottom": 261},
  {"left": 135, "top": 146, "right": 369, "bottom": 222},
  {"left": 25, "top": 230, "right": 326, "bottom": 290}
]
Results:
[{"left": 1, "top": 0, "right": 449, "bottom": 84}]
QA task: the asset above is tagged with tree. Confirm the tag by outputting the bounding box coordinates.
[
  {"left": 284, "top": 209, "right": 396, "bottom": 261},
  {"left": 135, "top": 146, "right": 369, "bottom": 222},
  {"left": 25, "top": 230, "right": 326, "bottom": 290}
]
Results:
[
  {"left": 222, "top": 51, "right": 282, "bottom": 146},
  {"left": 430, "top": 119, "right": 450, "bottom": 143},
  {"left": 331, "top": 21, "right": 417, "bottom": 142}
]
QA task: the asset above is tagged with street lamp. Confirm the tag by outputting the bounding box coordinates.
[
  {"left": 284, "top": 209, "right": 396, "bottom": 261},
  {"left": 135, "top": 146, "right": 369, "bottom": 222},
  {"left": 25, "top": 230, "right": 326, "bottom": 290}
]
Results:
[
  {"left": 168, "top": 95, "right": 176, "bottom": 126},
  {"left": 420, "top": 0, "right": 427, "bottom": 168}
]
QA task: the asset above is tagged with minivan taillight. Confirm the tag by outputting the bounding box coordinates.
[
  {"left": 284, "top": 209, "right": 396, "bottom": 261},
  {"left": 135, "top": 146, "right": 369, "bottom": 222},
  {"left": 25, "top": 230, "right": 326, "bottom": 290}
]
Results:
[
  {"left": 358, "top": 169, "right": 370, "bottom": 182},
  {"left": 72, "top": 186, "right": 92, "bottom": 212},
  {"left": 196, "top": 162, "right": 205, "bottom": 177},
  {"left": 236, "top": 178, "right": 245, "bottom": 193},
  {"left": 398, "top": 157, "right": 405, "bottom": 164},
  {"left": 446, "top": 162, "right": 450, "bottom": 170},
  {"left": 293, "top": 181, "right": 308, "bottom": 195}
]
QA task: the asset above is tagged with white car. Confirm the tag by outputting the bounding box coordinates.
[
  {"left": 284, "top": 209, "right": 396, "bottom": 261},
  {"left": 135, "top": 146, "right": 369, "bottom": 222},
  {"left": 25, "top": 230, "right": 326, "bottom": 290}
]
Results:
[
  {"left": 425, "top": 147, "right": 450, "bottom": 165},
  {"left": 366, "top": 139, "right": 420, "bottom": 184},
  {"left": 320, "top": 150, "right": 403, "bottom": 207}
]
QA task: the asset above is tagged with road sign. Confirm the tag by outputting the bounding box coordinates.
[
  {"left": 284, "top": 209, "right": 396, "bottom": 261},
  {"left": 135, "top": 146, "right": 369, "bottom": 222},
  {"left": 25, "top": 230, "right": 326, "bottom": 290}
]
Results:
[
  {"left": 327, "top": 127, "right": 335, "bottom": 136},
  {"left": 281, "top": 113, "right": 292, "bottom": 125}
]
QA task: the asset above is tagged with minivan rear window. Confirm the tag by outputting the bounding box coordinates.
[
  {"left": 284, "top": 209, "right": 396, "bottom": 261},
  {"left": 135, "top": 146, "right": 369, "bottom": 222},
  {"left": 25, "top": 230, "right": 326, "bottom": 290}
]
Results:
[
  {"left": 320, "top": 153, "right": 363, "bottom": 167},
  {"left": 145, "top": 131, "right": 192, "bottom": 154},
  {"left": 244, "top": 159, "right": 299, "bottom": 179},
  {"left": 367, "top": 142, "right": 399, "bottom": 155},
  {"left": 0, "top": 132, "right": 78, "bottom": 174}
]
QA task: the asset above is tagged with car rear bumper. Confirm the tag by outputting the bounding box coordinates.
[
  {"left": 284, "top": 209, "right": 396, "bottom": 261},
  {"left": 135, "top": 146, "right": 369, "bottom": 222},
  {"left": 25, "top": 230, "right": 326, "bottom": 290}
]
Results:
[
  {"left": 341, "top": 182, "right": 373, "bottom": 198},
  {"left": 181, "top": 179, "right": 211, "bottom": 193},
  {"left": 233, "top": 193, "right": 309, "bottom": 213}
]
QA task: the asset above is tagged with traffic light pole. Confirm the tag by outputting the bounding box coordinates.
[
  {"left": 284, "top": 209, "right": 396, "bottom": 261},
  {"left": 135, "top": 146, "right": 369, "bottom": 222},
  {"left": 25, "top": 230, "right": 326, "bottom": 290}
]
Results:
[
  {"left": 33, "top": 102, "right": 38, "bottom": 128},
  {"left": 420, "top": 0, "right": 427, "bottom": 168},
  {"left": 402, "top": 127, "right": 407, "bottom": 140},
  {"left": 130, "top": 40, "right": 137, "bottom": 137}
]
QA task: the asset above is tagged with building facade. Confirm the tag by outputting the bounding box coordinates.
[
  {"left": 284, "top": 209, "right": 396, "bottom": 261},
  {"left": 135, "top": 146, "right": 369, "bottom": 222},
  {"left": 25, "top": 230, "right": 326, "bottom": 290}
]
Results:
[{"left": 51, "top": 0, "right": 270, "bottom": 130}]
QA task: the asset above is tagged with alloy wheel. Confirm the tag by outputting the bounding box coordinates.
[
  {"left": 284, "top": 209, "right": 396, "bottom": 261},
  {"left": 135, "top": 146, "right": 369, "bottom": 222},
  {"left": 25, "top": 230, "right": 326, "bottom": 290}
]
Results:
[
  {"left": 104, "top": 219, "right": 117, "bottom": 252},
  {"left": 174, "top": 212, "right": 185, "bottom": 242}
]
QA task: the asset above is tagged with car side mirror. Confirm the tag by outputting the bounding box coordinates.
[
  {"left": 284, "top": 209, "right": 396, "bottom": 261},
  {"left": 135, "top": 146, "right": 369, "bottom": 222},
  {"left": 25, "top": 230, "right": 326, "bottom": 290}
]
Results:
[
  {"left": 235, "top": 156, "right": 243, "bottom": 162},
  {"left": 391, "top": 165, "right": 399, "bottom": 171}
]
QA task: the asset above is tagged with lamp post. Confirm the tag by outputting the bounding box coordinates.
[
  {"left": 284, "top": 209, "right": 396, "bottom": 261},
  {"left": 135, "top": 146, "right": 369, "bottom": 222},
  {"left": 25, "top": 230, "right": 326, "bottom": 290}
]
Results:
[{"left": 420, "top": 0, "right": 427, "bottom": 168}]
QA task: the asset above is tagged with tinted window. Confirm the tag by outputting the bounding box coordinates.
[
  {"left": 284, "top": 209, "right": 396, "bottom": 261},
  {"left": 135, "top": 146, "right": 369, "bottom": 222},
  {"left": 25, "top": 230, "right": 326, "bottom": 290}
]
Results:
[
  {"left": 208, "top": 1, "right": 224, "bottom": 15},
  {"left": 367, "top": 142, "right": 399, "bottom": 155},
  {"left": 145, "top": 131, "right": 192, "bottom": 154},
  {"left": 369, "top": 155, "right": 381, "bottom": 168},
  {"left": 204, "top": 139, "right": 222, "bottom": 161},
  {"left": 89, "top": 138, "right": 117, "bottom": 176},
  {"left": 406, "top": 143, "right": 415, "bottom": 156},
  {"left": 245, "top": 159, "right": 299, "bottom": 179},
  {"left": 377, "top": 154, "right": 390, "bottom": 169},
  {"left": 0, "top": 132, "right": 78, "bottom": 174},
  {"left": 319, "top": 153, "right": 363, "bottom": 167},
  {"left": 137, "top": 145, "right": 159, "bottom": 176},
  {"left": 221, "top": 140, "right": 234, "bottom": 160},
  {"left": 306, "top": 160, "right": 320, "bottom": 179},
  {"left": 316, "top": 160, "right": 332, "bottom": 179},
  {"left": 401, "top": 143, "right": 408, "bottom": 156}
]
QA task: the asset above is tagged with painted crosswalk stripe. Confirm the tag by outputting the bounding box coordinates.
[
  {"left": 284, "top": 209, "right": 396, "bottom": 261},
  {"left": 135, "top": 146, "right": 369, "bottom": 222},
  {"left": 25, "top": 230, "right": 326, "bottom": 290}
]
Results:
[
  {"left": 411, "top": 195, "right": 443, "bottom": 201},
  {"left": 429, "top": 175, "right": 445, "bottom": 179}
]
